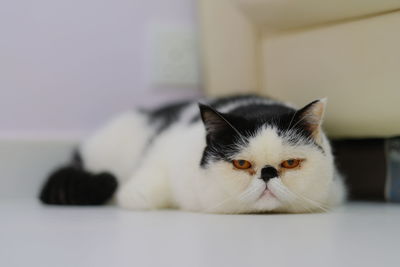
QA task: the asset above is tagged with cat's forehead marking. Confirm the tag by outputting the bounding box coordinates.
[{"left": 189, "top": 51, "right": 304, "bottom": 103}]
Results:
[
  {"left": 236, "top": 126, "right": 318, "bottom": 169},
  {"left": 237, "top": 127, "right": 283, "bottom": 164}
]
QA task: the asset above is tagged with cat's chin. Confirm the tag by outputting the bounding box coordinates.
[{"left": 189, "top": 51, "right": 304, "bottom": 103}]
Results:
[{"left": 249, "top": 195, "right": 282, "bottom": 213}]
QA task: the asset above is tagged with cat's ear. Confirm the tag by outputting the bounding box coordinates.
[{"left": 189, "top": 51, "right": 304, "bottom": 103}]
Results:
[
  {"left": 296, "top": 98, "right": 327, "bottom": 141},
  {"left": 198, "top": 104, "right": 236, "bottom": 142}
]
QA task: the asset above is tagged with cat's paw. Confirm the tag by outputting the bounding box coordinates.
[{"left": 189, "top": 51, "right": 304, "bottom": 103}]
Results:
[{"left": 40, "top": 166, "right": 117, "bottom": 205}]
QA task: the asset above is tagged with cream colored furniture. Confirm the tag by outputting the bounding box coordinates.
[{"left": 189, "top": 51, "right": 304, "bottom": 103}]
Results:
[{"left": 199, "top": 0, "right": 400, "bottom": 137}]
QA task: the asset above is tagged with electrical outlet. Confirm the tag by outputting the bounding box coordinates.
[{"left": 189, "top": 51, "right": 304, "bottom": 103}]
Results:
[{"left": 149, "top": 25, "right": 200, "bottom": 89}]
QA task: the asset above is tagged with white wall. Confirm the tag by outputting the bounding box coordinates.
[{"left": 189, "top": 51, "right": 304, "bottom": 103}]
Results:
[{"left": 0, "top": 0, "right": 201, "bottom": 137}]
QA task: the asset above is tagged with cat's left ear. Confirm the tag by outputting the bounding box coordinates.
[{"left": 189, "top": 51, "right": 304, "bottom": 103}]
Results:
[
  {"left": 198, "top": 104, "right": 237, "bottom": 143},
  {"left": 296, "top": 98, "right": 327, "bottom": 141}
]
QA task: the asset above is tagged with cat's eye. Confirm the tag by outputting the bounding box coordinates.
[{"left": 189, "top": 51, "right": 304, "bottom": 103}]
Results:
[
  {"left": 232, "top": 160, "right": 252, "bottom": 170},
  {"left": 280, "top": 159, "right": 301, "bottom": 169}
]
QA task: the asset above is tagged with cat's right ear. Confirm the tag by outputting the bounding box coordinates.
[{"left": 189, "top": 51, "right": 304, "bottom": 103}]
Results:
[
  {"left": 198, "top": 104, "right": 235, "bottom": 142},
  {"left": 296, "top": 98, "right": 327, "bottom": 142}
]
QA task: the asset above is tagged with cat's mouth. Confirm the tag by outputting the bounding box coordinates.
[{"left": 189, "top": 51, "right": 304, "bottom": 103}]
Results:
[{"left": 258, "top": 187, "right": 276, "bottom": 200}]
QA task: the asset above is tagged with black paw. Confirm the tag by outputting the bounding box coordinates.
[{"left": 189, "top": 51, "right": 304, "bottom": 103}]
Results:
[{"left": 39, "top": 166, "right": 118, "bottom": 205}]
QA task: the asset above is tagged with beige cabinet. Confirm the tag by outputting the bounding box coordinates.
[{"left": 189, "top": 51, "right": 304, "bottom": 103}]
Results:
[{"left": 199, "top": 0, "right": 400, "bottom": 137}]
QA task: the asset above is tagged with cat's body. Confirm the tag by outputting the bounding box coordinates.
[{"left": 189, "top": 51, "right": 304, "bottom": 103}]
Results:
[{"left": 40, "top": 95, "right": 346, "bottom": 213}]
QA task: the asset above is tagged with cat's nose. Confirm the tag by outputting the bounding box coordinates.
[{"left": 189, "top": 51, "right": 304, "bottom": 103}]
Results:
[{"left": 260, "top": 165, "right": 278, "bottom": 183}]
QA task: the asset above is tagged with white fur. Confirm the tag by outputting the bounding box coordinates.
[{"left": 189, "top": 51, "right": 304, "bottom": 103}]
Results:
[
  {"left": 80, "top": 112, "right": 154, "bottom": 183},
  {"left": 80, "top": 100, "right": 346, "bottom": 213}
]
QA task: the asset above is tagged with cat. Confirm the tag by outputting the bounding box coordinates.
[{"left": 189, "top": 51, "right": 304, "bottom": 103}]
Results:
[{"left": 39, "top": 94, "right": 346, "bottom": 213}]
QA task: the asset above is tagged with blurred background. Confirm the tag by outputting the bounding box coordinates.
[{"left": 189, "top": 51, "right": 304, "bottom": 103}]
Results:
[
  {"left": 0, "top": 0, "right": 202, "bottom": 137},
  {"left": 1, "top": 0, "right": 400, "bottom": 138}
]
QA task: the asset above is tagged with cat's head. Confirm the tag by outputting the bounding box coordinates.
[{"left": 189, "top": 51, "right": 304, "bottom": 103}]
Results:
[{"left": 199, "top": 99, "right": 342, "bottom": 213}]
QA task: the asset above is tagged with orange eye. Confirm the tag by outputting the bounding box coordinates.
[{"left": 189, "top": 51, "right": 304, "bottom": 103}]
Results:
[
  {"left": 232, "top": 160, "right": 252, "bottom": 170},
  {"left": 280, "top": 159, "right": 301, "bottom": 169}
]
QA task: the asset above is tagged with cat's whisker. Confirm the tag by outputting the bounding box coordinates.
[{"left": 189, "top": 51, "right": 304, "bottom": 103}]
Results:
[
  {"left": 279, "top": 189, "right": 318, "bottom": 213},
  {"left": 287, "top": 189, "right": 330, "bottom": 213},
  {"left": 277, "top": 189, "right": 314, "bottom": 213},
  {"left": 270, "top": 179, "right": 322, "bottom": 213},
  {"left": 270, "top": 181, "right": 303, "bottom": 207},
  {"left": 275, "top": 181, "right": 331, "bottom": 212},
  {"left": 287, "top": 115, "right": 307, "bottom": 133},
  {"left": 204, "top": 182, "right": 248, "bottom": 213},
  {"left": 287, "top": 110, "right": 298, "bottom": 131},
  {"left": 295, "top": 193, "right": 330, "bottom": 212},
  {"left": 203, "top": 179, "right": 250, "bottom": 213},
  {"left": 238, "top": 186, "right": 260, "bottom": 201},
  {"left": 205, "top": 181, "right": 264, "bottom": 213},
  {"left": 271, "top": 185, "right": 310, "bottom": 212}
]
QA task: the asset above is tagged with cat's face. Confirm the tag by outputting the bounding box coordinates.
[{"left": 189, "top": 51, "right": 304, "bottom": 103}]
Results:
[{"left": 199, "top": 99, "right": 336, "bottom": 213}]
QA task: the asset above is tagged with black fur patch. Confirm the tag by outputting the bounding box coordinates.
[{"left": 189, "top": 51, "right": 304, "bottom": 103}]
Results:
[
  {"left": 147, "top": 100, "right": 191, "bottom": 133},
  {"left": 199, "top": 106, "right": 264, "bottom": 166},
  {"left": 190, "top": 94, "right": 266, "bottom": 123},
  {"left": 39, "top": 167, "right": 118, "bottom": 205}
]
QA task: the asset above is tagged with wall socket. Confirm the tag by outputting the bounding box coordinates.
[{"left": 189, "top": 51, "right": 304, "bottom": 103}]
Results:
[{"left": 149, "top": 25, "right": 201, "bottom": 89}]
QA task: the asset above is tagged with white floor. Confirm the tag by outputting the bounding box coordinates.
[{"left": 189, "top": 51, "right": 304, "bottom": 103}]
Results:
[{"left": 1, "top": 200, "right": 399, "bottom": 267}]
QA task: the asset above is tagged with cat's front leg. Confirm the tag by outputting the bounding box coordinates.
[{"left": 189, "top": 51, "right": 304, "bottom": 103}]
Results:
[{"left": 116, "top": 166, "right": 172, "bottom": 210}]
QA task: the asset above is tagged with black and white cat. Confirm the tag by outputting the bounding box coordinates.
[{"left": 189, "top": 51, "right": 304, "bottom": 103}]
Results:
[{"left": 40, "top": 94, "right": 346, "bottom": 213}]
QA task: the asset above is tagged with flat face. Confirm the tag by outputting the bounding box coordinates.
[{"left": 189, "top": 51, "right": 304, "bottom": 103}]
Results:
[
  {"left": 198, "top": 95, "right": 335, "bottom": 213},
  {"left": 202, "top": 126, "right": 331, "bottom": 213}
]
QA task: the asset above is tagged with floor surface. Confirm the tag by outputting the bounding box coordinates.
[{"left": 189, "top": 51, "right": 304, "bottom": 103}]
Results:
[{"left": 1, "top": 200, "right": 399, "bottom": 267}]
